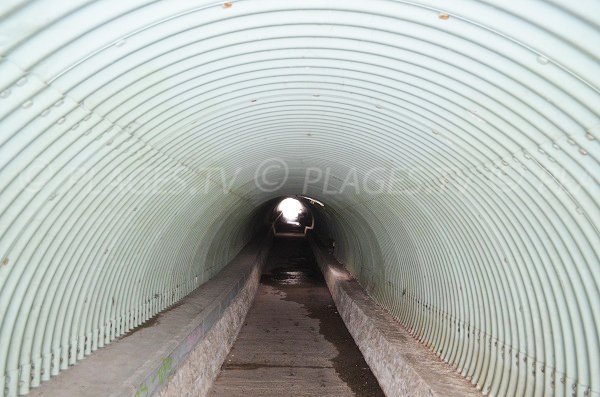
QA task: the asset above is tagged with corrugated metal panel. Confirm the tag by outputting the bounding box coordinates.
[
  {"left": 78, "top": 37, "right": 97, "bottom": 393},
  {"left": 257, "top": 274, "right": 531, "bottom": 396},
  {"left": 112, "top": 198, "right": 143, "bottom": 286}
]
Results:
[{"left": 0, "top": 1, "right": 598, "bottom": 396}]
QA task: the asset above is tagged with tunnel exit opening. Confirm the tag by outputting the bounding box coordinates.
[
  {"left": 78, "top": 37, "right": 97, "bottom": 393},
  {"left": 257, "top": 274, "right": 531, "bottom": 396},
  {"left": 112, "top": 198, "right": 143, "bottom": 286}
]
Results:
[{"left": 271, "top": 197, "right": 314, "bottom": 237}]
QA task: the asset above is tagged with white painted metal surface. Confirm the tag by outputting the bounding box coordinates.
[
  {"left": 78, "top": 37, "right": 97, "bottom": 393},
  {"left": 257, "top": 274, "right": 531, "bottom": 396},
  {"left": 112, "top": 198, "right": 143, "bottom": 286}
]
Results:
[{"left": 0, "top": 1, "right": 598, "bottom": 396}]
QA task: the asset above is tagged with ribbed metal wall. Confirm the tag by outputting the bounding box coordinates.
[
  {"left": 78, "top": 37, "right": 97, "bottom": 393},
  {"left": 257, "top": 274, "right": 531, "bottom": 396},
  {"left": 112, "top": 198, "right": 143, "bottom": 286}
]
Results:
[{"left": 0, "top": 1, "right": 598, "bottom": 396}]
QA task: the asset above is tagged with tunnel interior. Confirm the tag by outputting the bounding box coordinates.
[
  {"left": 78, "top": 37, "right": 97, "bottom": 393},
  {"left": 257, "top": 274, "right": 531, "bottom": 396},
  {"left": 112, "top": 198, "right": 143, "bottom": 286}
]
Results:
[{"left": 0, "top": 1, "right": 599, "bottom": 397}]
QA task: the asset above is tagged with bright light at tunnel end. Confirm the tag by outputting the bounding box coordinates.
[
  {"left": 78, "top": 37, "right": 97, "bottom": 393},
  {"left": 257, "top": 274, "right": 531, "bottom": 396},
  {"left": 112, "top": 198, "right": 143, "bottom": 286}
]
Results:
[{"left": 277, "top": 197, "right": 303, "bottom": 221}]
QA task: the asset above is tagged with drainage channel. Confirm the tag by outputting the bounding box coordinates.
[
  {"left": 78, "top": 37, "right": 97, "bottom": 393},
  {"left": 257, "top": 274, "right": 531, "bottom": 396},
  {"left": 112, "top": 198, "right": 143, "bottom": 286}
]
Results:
[{"left": 209, "top": 237, "right": 384, "bottom": 397}]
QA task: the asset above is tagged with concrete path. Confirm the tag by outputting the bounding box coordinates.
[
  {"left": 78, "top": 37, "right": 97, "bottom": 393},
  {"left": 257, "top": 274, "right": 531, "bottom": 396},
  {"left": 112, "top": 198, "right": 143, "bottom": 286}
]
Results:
[{"left": 209, "top": 237, "right": 384, "bottom": 397}]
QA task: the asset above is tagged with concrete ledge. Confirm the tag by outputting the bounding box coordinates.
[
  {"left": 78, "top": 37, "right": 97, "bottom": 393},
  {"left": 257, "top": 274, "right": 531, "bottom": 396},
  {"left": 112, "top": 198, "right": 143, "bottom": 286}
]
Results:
[
  {"left": 29, "top": 235, "right": 272, "bottom": 397},
  {"left": 310, "top": 240, "right": 480, "bottom": 397},
  {"left": 157, "top": 256, "right": 262, "bottom": 397}
]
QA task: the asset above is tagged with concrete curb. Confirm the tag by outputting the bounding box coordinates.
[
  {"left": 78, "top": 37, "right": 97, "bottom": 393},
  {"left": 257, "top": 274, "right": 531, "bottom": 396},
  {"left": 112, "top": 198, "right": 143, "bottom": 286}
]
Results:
[
  {"left": 125, "top": 234, "right": 273, "bottom": 397},
  {"left": 310, "top": 239, "right": 480, "bottom": 397},
  {"left": 28, "top": 235, "right": 272, "bottom": 397},
  {"left": 157, "top": 260, "right": 263, "bottom": 397}
]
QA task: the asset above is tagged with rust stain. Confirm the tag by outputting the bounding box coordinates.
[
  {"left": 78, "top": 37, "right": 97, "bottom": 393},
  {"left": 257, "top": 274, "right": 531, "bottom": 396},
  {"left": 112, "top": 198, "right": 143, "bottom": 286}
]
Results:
[
  {"left": 223, "top": 2, "right": 232, "bottom": 8},
  {"left": 1, "top": 257, "right": 8, "bottom": 266},
  {"left": 438, "top": 13, "right": 450, "bottom": 20}
]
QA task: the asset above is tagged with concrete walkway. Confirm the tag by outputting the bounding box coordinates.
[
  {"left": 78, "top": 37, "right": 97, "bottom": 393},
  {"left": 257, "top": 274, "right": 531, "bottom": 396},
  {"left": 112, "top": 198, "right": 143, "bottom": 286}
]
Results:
[{"left": 209, "top": 237, "right": 384, "bottom": 397}]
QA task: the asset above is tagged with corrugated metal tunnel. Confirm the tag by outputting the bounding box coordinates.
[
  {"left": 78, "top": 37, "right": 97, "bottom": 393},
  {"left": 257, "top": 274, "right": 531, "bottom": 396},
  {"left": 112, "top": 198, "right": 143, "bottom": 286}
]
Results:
[{"left": 0, "top": 1, "right": 599, "bottom": 396}]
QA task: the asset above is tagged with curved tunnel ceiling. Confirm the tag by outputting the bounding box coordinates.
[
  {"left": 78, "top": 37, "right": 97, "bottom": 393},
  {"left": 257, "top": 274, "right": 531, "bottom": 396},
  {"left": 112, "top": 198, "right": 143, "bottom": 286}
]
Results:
[{"left": 0, "top": 1, "right": 599, "bottom": 396}]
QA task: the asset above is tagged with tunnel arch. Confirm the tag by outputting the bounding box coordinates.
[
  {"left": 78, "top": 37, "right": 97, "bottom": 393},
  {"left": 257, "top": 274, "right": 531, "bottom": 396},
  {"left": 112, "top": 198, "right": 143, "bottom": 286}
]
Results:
[{"left": 0, "top": 1, "right": 598, "bottom": 396}]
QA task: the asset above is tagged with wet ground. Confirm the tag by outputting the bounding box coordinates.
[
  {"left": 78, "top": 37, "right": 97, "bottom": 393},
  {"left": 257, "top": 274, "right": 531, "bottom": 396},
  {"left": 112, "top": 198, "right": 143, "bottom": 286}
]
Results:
[{"left": 209, "top": 237, "right": 384, "bottom": 397}]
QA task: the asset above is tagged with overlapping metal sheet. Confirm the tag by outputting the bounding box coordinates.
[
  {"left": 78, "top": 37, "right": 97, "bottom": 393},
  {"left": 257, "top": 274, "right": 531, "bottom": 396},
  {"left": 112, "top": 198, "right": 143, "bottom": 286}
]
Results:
[{"left": 0, "top": 1, "right": 598, "bottom": 396}]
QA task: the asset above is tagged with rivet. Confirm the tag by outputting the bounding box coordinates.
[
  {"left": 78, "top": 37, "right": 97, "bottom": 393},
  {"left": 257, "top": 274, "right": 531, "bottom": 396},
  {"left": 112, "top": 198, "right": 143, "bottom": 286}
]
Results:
[
  {"left": 567, "top": 138, "right": 576, "bottom": 145},
  {"left": 537, "top": 147, "right": 545, "bottom": 154},
  {"left": 502, "top": 160, "right": 508, "bottom": 166},
  {"left": 313, "top": 94, "right": 320, "bottom": 97},
  {"left": 83, "top": 114, "right": 92, "bottom": 121},
  {"left": 0, "top": 89, "right": 11, "bottom": 98},
  {"left": 586, "top": 133, "right": 595, "bottom": 140},
  {"left": 41, "top": 108, "right": 50, "bottom": 117},
  {"left": 56, "top": 117, "right": 65, "bottom": 125},
  {"left": 49, "top": 193, "right": 57, "bottom": 201},
  {"left": 21, "top": 100, "right": 33, "bottom": 108},
  {"left": 524, "top": 152, "right": 531, "bottom": 159},
  {"left": 114, "top": 39, "right": 126, "bottom": 47},
  {"left": 576, "top": 207, "right": 584, "bottom": 214},
  {"left": 579, "top": 148, "right": 588, "bottom": 155},
  {"left": 16, "top": 76, "right": 28, "bottom": 86},
  {"left": 71, "top": 123, "right": 80, "bottom": 130},
  {"left": 553, "top": 143, "right": 560, "bottom": 150},
  {"left": 537, "top": 55, "right": 549, "bottom": 65},
  {"left": 54, "top": 99, "right": 64, "bottom": 107}
]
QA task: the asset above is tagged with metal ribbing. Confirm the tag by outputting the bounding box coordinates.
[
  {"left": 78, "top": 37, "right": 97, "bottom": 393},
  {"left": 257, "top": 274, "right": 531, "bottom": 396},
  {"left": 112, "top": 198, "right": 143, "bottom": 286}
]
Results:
[{"left": 0, "top": 1, "right": 598, "bottom": 396}]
